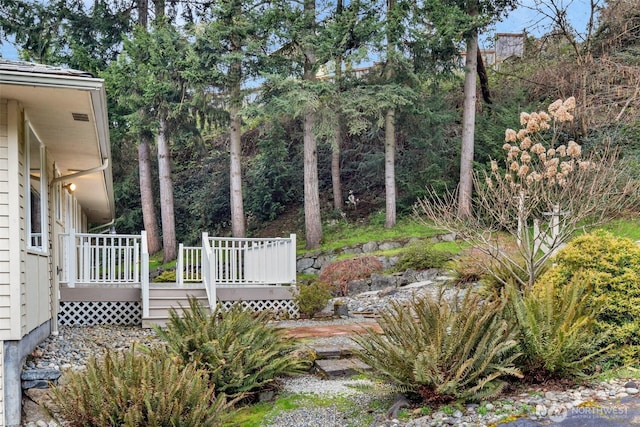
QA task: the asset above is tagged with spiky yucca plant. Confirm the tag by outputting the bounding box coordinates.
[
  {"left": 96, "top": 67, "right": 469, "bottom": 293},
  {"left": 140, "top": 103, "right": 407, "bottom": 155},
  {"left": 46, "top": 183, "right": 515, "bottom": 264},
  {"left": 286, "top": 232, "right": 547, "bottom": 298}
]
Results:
[
  {"left": 353, "top": 290, "right": 522, "bottom": 403},
  {"left": 155, "top": 298, "right": 306, "bottom": 398},
  {"left": 506, "top": 279, "right": 610, "bottom": 381},
  {"left": 51, "top": 347, "right": 230, "bottom": 427}
]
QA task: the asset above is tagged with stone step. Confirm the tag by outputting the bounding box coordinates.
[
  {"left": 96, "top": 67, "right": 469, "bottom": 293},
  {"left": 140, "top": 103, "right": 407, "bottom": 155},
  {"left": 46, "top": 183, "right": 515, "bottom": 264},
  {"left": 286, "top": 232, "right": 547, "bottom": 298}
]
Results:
[
  {"left": 314, "top": 358, "right": 372, "bottom": 378},
  {"left": 310, "top": 345, "right": 356, "bottom": 360}
]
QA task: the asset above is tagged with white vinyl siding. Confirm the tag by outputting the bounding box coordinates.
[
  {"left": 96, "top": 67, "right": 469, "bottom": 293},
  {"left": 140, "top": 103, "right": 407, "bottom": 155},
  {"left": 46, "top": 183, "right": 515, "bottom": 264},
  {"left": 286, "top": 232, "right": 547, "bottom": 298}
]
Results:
[
  {"left": 0, "top": 100, "right": 27, "bottom": 341},
  {"left": 0, "top": 100, "right": 8, "bottom": 338}
]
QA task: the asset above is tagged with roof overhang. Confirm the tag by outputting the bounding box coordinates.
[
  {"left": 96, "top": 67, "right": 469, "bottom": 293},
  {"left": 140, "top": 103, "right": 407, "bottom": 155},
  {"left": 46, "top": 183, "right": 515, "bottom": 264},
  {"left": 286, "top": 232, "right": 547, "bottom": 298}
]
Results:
[{"left": 0, "top": 64, "right": 115, "bottom": 224}]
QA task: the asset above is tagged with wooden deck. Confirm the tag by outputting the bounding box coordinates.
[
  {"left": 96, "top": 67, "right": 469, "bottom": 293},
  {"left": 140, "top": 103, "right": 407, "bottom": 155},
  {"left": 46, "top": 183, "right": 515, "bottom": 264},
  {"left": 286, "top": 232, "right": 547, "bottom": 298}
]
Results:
[{"left": 57, "top": 231, "right": 298, "bottom": 327}]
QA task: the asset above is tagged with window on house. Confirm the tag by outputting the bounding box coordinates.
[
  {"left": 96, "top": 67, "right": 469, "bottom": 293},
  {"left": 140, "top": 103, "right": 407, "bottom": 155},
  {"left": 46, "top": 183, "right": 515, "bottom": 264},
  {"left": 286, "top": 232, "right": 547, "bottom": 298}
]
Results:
[
  {"left": 54, "top": 170, "right": 63, "bottom": 224},
  {"left": 26, "top": 124, "right": 47, "bottom": 251}
]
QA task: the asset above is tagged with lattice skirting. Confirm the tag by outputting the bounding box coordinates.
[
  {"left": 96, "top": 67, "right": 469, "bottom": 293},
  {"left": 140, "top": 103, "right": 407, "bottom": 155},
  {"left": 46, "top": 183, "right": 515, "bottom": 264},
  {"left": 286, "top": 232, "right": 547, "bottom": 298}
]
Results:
[
  {"left": 220, "top": 299, "right": 299, "bottom": 319},
  {"left": 59, "top": 301, "right": 142, "bottom": 326}
]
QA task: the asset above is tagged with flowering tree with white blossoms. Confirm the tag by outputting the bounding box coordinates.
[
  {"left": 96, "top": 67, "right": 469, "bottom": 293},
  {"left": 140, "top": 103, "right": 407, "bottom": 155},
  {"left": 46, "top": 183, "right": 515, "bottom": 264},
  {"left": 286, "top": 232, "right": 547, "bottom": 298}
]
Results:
[{"left": 415, "top": 97, "right": 639, "bottom": 288}]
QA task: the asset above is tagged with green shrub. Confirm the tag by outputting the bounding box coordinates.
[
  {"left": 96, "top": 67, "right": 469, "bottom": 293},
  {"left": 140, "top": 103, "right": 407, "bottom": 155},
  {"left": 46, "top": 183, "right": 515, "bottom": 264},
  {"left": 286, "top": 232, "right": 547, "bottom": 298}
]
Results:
[
  {"left": 152, "top": 269, "right": 177, "bottom": 283},
  {"left": 352, "top": 290, "right": 522, "bottom": 403},
  {"left": 155, "top": 298, "right": 307, "bottom": 398},
  {"left": 319, "top": 256, "right": 383, "bottom": 296},
  {"left": 392, "top": 241, "right": 453, "bottom": 272},
  {"left": 505, "top": 281, "right": 609, "bottom": 381},
  {"left": 51, "top": 347, "right": 230, "bottom": 427},
  {"left": 539, "top": 231, "right": 640, "bottom": 364},
  {"left": 294, "top": 281, "right": 332, "bottom": 318}
]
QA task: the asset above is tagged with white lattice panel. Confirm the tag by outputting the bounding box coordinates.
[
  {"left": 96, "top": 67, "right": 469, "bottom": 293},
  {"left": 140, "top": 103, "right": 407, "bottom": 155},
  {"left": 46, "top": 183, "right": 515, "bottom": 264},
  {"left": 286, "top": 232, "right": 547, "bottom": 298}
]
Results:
[
  {"left": 220, "top": 299, "right": 299, "bottom": 319},
  {"left": 59, "top": 301, "right": 142, "bottom": 326}
]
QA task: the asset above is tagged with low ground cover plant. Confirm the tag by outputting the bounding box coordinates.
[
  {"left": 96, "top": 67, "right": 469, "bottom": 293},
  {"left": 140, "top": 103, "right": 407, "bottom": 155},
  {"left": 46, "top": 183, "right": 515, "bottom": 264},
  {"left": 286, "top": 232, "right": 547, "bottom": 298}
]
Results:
[
  {"left": 155, "top": 298, "right": 307, "bottom": 399},
  {"left": 293, "top": 280, "right": 333, "bottom": 318},
  {"left": 51, "top": 347, "right": 230, "bottom": 427},
  {"left": 391, "top": 240, "right": 453, "bottom": 272}
]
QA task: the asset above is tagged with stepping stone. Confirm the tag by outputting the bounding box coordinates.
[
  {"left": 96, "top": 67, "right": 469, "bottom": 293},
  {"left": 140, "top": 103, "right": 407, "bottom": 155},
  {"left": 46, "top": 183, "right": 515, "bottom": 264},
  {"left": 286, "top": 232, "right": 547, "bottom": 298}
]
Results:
[
  {"left": 314, "top": 358, "right": 372, "bottom": 378},
  {"left": 310, "top": 345, "right": 356, "bottom": 359}
]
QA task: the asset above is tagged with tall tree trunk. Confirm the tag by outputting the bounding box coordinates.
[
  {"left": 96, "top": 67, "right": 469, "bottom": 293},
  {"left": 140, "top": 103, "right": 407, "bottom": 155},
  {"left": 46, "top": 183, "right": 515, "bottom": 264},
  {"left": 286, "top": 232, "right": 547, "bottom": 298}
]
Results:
[
  {"left": 157, "top": 114, "right": 176, "bottom": 262},
  {"left": 304, "top": 112, "right": 322, "bottom": 248},
  {"left": 331, "top": 0, "right": 344, "bottom": 212},
  {"left": 138, "top": 136, "right": 161, "bottom": 254},
  {"left": 137, "top": 0, "right": 148, "bottom": 28},
  {"left": 384, "top": 0, "right": 397, "bottom": 229},
  {"left": 229, "top": 71, "right": 245, "bottom": 237},
  {"left": 457, "top": 28, "right": 478, "bottom": 219},
  {"left": 384, "top": 108, "right": 396, "bottom": 228},
  {"left": 332, "top": 55, "right": 344, "bottom": 211},
  {"left": 331, "top": 123, "right": 343, "bottom": 211},
  {"left": 476, "top": 48, "right": 492, "bottom": 104},
  {"left": 303, "top": 0, "right": 322, "bottom": 249}
]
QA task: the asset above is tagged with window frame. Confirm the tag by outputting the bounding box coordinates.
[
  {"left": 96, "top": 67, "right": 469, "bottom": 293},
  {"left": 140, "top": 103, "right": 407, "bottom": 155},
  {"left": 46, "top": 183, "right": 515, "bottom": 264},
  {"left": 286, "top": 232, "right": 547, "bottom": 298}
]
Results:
[{"left": 25, "top": 122, "right": 48, "bottom": 253}]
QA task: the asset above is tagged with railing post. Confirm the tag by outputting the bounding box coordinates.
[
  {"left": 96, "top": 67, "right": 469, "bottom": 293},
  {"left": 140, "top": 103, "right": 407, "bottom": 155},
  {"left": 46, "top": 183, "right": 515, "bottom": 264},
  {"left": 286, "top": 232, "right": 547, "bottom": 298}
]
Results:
[
  {"left": 289, "top": 234, "right": 297, "bottom": 284},
  {"left": 177, "top": 243, "right": 184, "bottom": 286},
  {"left": 68, "top": 228, "right": 76, "bottom": 288},
  {"left": 141, "top": 230, "right": 149, "bottom": 319}
]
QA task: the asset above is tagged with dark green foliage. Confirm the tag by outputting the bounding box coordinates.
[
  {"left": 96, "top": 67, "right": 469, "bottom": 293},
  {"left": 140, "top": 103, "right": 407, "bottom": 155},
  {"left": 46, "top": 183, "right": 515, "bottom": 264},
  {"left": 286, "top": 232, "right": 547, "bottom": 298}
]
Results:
[
  {"left": 245, "top": 122, "right": 303, "bottom": 222},
  {"left": 294, "top": 281, "right": 333, "bottom": 318},
  {"left": 353, "top": 290, "right": 522, "bottom": 403},
  {"left": 51, "top": 347, "right": 230, "bottom": 427},
  {"left": 155, "top": 298, "right": 306, "bottom": 398},
  {"left": 505, "top": 282, "right": 608, "bottom": 381},
  {"left": 539, "top": 231, "right": 640, "bottom": 364},
  {"left": 392, "top": 241, "right": 453, "bottom": 272}
]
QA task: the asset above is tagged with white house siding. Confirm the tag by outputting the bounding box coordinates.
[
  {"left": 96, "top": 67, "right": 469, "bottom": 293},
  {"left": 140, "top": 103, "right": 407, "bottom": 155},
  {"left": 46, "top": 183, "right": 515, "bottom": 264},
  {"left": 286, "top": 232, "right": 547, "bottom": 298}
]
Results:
[{"left": 0, "top": 99, "right": 6, "bottom": 427}]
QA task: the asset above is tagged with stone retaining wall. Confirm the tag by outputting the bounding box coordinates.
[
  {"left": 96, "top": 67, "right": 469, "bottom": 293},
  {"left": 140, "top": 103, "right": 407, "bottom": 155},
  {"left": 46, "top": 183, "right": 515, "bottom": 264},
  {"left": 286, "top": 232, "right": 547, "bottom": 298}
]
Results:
[{"left": 295, "top": 232, "right": 456, "bottom": 275}]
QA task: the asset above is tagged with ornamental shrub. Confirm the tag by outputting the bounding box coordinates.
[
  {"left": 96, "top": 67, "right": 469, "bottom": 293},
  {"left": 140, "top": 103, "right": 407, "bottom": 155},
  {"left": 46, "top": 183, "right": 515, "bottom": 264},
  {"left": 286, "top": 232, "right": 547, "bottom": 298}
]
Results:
[
  {"left": 392, "top": 241, "right": 453, "bottom": 272},
  {"left": 51, "top": 347, "right": 230, "bottom": 427},
  {"left": 152, "top": 269, "right": 176, "bottom": 283},
  {"left": 155, "top": 298, "right": 307, "bottom": 398},
  {"left": 353, "top": 290, "right": 522, "bottom": 403},
  {"left": 538, "top": 230, "right": 640, "bottom": 363},
  {"left": 293, "top": 281, "right": 332, "bottom": 318},
  {"left": 319, "top": 256, "right": 383, "bottom": 296}
]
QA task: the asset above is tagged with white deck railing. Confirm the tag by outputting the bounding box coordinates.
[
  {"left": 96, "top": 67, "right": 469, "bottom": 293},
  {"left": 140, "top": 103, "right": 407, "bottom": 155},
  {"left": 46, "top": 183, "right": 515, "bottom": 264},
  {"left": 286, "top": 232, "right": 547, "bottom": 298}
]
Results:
[
  {"left": 176, "top": 244, "right": 202, "bottom": 285},
  {"left": 201, "top": 233, "right": 297, "bottom": 309},
  {"left": 59, "top": 229, "right": 148, "bottom": 287},
  {"left": 59, "top": 229, "right": 295, "bottom": 316}
]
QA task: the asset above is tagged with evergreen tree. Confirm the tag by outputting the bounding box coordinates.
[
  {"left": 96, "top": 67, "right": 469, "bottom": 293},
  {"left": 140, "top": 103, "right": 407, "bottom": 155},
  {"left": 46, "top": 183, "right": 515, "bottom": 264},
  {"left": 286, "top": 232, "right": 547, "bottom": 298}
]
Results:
[
  {"left": 186, "top": 0, "right": 278, "bottom": 238},
  {"left": 106, "top": 21, "right": 189, "bottom": 261}
]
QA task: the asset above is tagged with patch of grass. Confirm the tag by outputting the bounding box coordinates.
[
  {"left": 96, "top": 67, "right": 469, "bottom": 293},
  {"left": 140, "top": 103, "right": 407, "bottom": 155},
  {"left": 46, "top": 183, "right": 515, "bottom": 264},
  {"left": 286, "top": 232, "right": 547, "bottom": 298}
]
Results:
[
  {"left": 149, "top": 251, "right": 177, "bottom": 272},
  {"left": 225, "top": 392, "right": 369, "bottom": 426},
  {"left": 224, "top": 394, "right": 304, "bottom": 427},
  {"left": 313, "top": 217, "right": 441, "bottom": 254},
  {"left": 597, "top": 215, "right": 640, "bottom": 241}
]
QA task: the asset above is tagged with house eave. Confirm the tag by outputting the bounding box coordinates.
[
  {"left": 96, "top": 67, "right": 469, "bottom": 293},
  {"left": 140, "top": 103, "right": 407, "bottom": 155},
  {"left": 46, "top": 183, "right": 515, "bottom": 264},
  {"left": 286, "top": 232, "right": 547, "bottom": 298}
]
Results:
[{"left": 0, "top": 68, "right": 115, "bottom": 224}]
